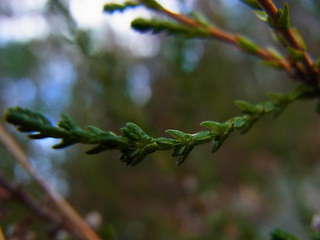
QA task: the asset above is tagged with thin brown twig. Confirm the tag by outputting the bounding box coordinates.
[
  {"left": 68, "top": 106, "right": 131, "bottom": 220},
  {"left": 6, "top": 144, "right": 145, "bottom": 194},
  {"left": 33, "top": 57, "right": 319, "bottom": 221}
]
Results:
[
  {"left": 0, "top": 122, "right": 101, "bottom": 240},
  {"left": 158, "top": 8, "right": 292, "bottom": 73},
  {"left": 150, "top": 2, "right": 320, "bottom": 84},
  {"left": 0, "top": 173, "right": 63, "bottom": 233},
  {"left": 256, "top": 0, "right": 300, "bottom": 49}
]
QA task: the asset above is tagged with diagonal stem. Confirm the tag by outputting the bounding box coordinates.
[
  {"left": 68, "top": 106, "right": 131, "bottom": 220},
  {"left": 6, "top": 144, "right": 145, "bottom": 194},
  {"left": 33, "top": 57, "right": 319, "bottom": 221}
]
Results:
[
  {"left": 0, "top": 122, "right": 101, "bottom": 240},
  {"left": 0, "top": 172, "right": 62, "bottom": 230},
  {"left": 159, "top": 8, "right": 291, "bottom": 71}
]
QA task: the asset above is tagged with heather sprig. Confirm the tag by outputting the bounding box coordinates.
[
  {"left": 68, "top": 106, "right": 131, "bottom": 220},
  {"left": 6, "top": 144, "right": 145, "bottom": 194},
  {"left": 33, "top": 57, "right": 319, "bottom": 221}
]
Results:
[
  {"left": 5, "top": 85, "right": 316, "bottom": 166},
  {"left": 4, "top": 1, "right": 320, "bottom": 164},
  {"left": 103, "top": 0, "right": 319, "bottom": 83},
  {"left": 3, "top": 0, "right": 320, "bottom": 239}
]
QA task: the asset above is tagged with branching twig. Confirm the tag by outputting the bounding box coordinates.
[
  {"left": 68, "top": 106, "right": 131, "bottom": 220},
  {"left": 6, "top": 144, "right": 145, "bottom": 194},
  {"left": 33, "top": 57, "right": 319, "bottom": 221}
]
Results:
[
  {"left": 137, "top": 1, "right": 292, "bottom": 72},
  {"left": 257, "top": 0, "right": 302, "bottom": 49},
  {"left": 111, "top": 0, "right": 319, "bottom": 84},
  {"left": 160, "top": 8, "right": 279, "bottom": 61},
  {"left": 159, "top": 1, "right": 319, "bottom": 84},
  {"left": 2, "top": 0, "right": 320, "bottom": 238},
  {"left": 0, "top": 172, "right": 62, "bottom": 232},
  {"left": 0, "top": 122, "right": 101, "bottom": 240}
]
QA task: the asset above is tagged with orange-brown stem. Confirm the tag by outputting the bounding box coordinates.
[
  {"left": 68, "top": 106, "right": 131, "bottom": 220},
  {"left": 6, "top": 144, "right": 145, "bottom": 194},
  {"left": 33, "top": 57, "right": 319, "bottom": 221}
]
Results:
[
  {"left": 257, "top": 0, "right": 319, "bottom": 83},
  {"left": 161, "top": 8, "right": 290, "bottom": 71}
]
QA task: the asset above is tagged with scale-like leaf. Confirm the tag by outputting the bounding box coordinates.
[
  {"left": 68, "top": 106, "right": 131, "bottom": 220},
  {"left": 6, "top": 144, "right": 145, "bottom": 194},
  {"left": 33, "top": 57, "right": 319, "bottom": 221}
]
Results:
[
  {"left": 192, "top": 131, "right": 213, "bottom": 144},
  {"left": 140, "top": 0, "right": 163, "bottom": 10},
  {"left": 166, "top": 129, "right": 189, "bottom": 141},
  {"left": 287, "top": 47, "right": 304, "bottom": 61},
  {"left": 233, "top": 116, "right": 247, "bottom": 129},
  {"left": 200, "top": 121, "right": 230, "bottom": 134},
  {"left": 236, "top": 36, "right": 259, "bottom": 53},
  {"left": 240, "top": 0, "right": 262, "bottom": 10},
  {"left": 235, "top": 100, "right": 263, "bottom": 114},
  {"left": 277, "top": 3, "right": 290, "bottom": 29}
]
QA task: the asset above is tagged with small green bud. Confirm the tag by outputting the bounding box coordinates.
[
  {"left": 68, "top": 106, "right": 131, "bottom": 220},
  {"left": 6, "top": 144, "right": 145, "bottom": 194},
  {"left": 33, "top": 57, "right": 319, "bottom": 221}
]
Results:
[
  {"left": 235, "top": 100, "right": 263, "bottom": 114},
  {"left": 173, "top": 143, "right": 194, "bottom": 166},
  {"left": 264, "top": 101, "right": 275, "bottom": 113},
  {"left": 126, "top": 122, "right": 148, "bottom": 139},
  {"left": 286, "top": 47, "right": 304, "bottom": 61},
  {"left": 166, "top": 129, "right": 189, "bottom": 141},
  {"left": 236, "top": 36, "right": 259, "bottom": 53},
  {"left": 277, "top": 3, "right": 290, "bottom": 29},
  {"left": 140, "top": 0, "right": 163, "bottom": 10},
  {"left": 172, "top": 145, "right": 186, "bottom": 158},
  {"left": 200, "top": 121, "right": 231, "bottom": 134},
  {"left": 192, "top": 131, "right": 213, "bottom": 144},
  {"left": 120, "top": 122, "right": 147, "bottom": 141},
  {"left": 253, "top": 10, "right": 268, "bottom": 23},
  {"left": 211, "top": 135, "right": 228, "bottom": 153},
  {"left": 59, "top": 114, "right": 79, "bottom": 131},
  {"left": 233, "top": 116, "right": 247, "bottom": 129}
]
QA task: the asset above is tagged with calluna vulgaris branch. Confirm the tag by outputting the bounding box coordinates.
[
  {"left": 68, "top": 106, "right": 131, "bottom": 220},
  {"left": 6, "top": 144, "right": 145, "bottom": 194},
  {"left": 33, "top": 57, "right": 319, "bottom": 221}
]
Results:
[
  {"left": 160, "top": 8, "right": 290, "bottom": 71},
  {"left": 157, "top": 0, "right": 319, "bottom": 83}
]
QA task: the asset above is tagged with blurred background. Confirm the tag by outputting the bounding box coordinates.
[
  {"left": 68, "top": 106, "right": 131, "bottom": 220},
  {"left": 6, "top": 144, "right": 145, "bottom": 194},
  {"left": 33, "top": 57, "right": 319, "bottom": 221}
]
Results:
[{"left": 1, "top": 0, "right": 320, "bottom": 239}]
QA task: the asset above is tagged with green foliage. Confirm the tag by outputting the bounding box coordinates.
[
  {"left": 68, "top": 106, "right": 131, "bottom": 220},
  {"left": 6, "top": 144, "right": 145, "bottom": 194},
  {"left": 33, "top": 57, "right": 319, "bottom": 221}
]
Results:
[
  {"left": 103, "top": 0, "right": 164, "bottom": 13},
  {"left": 254, "top": 3, "right": 291, "bottom": 30},
  {"left": 292, "top": 28, "right": 306, "bottom": 50},
  {"left": 277, "top": 3, "right": 290, "bottom": 29},
  {"left": 103, "top": 1, "right": 140, "bottom": 13},
  {"left": 2, "top": 0, "right": 320, "bottom": 239},
  {"left": 131, "top": 18, "right": 209, "bottom": 38},
  {"left": 286, "top": 47, "right": 304, "bottom": 61},
  {"left": 255, "top": 2, "right": 291, "bottom": 29},
  {"left": 236, "top": 35, "right": 259, "bottom": 53},
  {"left": 254, "top": 10, "right": 269, "bottom": 24},
  {"left": 5, "top": 85, "right": 316, "bottom": 166},
  {"left": 313, "top": 233, "right": 320, "bottom": 240},
  {"left": 269, "top": 228, "right": 299, "bottom": 240},
  {"left": 139, "top": 0, "right": 164, "bottom": 11}
]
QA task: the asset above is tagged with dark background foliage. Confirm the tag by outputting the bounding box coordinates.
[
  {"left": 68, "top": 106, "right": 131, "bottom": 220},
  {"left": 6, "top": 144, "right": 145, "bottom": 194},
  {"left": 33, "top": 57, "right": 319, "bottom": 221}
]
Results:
[{"left": 1, "top": 0, "right": 320, "bottom": 239}]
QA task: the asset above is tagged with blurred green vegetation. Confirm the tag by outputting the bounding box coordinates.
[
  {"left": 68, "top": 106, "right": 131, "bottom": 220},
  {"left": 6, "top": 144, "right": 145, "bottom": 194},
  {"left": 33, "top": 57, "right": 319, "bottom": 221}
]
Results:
[{"left": 1, "top": 0, "right": 320, "bottom": 239}]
